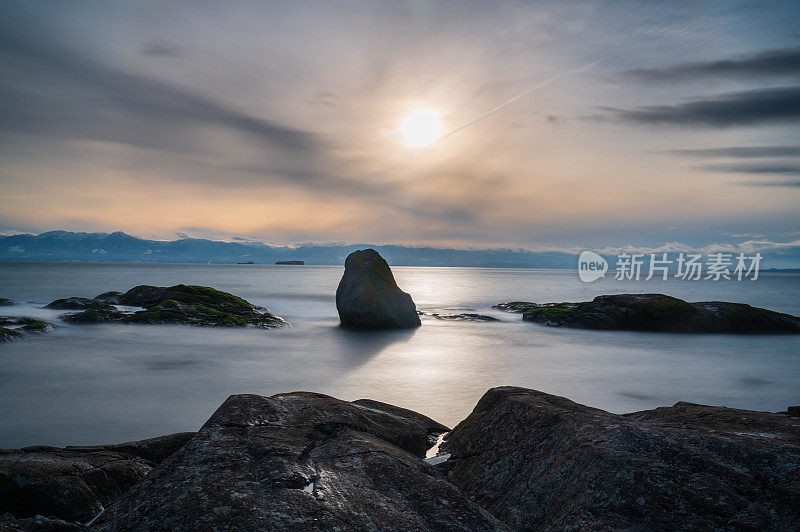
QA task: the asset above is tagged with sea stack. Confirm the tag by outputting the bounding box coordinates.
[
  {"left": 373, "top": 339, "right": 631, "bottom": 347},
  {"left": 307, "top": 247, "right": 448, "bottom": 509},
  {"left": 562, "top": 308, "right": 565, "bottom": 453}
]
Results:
[{"left": 336, "top": 249, "right": 421, "bottom": 329}]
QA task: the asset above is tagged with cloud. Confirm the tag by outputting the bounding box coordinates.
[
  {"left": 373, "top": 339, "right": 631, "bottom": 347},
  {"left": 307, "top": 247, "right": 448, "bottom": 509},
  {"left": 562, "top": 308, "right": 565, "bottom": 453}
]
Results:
[
  {"left": 0, "top": 25, "right": 319, "bottom": 153},
  {"left": 604, "top": 86, "right": 800, "bottom": 127},
  {"left": 140, "top": 41, "right": 182, "bottom": 57},
  {"left": 735, "top": 179, "right": 800, "bottom": 188},
  {"left": 698, "top": 162, "right": 800, "bottom": 175},
  {"left": 590, "top": 239, "right": 800, "bottom": 255},
  {"left": 670, "top": 146, "right": 800, "bottom": 158},
  {"left": 625, "top": 46, "right": 800, "bottom": 81}
]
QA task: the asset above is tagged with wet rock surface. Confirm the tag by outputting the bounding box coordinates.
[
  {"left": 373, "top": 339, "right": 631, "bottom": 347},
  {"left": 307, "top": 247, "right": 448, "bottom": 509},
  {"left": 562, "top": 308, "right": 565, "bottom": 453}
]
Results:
[
  {"left": 0, "top": 298, "right": 14, "bottom": 306},
  {"left": 55, "top": 285, "right": 288, "bottom": 328},
  {"left": 93, "top": 392, "right": 503, "bottom": 531},
  {"left": 418, "top": 311, "right": 500, "bottom": 322},
  {"left": 497, "top": 293, "right": 800, "bottom": 333},
  {"left": 439, "top": 386, "right": 800, "bottom": 530},
  {"left": 336, "top": 249, "right": 421, "bottom": 329}
]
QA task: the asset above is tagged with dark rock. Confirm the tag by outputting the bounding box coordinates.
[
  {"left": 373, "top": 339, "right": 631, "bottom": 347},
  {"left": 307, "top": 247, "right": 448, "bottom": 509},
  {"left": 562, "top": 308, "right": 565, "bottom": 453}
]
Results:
[
  {"left": 0, "top": 318, "right": 55, "bottom": 340},
  {"left": 440, "top": 386, "right": 800, "bottom": 530},
  {"left": 419, "top": 311, "right": 500, "bottom": 322},
  {"left": 497, "top": 293, "right": 800, "bottom": 333},
  {"left": 0, "top": 327, "right": 21, "bottom": 342},
  {"left": 92, "top": 292, "right": 122, "bottom": 304},
  {"left": 0, "top": 317, "right": 40, "bottom": 327},
  {"left": 0, "top": 448, "right": 153, "bottom": 523},
  {"left": 336, "top": 249, "right": 420, "bottom": 329},
  {"left": 62, "top": 285, "right": 288, "bottom": 328},
  {"left": 94, "top": 392, "right": 504, "bottom": 531},
  {"left": 492, "top": 301, "right": 541, "bottom": 313},
  {"left": 0, "top": 298, "right": 13, "bottom": 306},
  {"left": 787, "top": 406, "right": 800, "bottom": 417},
  {"left": 351, "top": 398, "right": 449, "bottom": 448},
  {"left": 18, "top": 321, "right": 53, "bottom": 334},
  {"left": 44, "top": 298, "right": 114, "bottom": 311},
  {"left": 0, "top": 513, "right": 87, "bottom": 531},
  {"left": 65, "top": 432, "right": 195, "bottom": 465},
  {"left": 61, "top": 310, "right": 124, "bottom": 324}
]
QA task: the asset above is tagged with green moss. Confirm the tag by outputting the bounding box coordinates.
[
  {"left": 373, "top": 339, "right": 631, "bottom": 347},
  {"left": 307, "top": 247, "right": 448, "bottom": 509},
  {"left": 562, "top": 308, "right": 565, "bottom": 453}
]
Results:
[
  {"left": 167, "top": 285, "right": 253, "bottom": 314},
  {"left": 220, "top": 314, "right": 248, "bottom": 326},
  {"left": 20, "top": 321, "right": 47, "bottom": 331},
  {"left": 1, "top": 326, "right": 21, "bottom": 337},
  {"left": 523, "top": 303, "right": 579, "bottom": 320}
]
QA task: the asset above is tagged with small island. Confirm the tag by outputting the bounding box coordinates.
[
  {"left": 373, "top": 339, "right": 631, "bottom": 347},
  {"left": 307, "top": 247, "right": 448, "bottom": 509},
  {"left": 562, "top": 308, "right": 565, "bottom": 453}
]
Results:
[{"left": 275, "top": 260, "right": 304, "bottom": 265}]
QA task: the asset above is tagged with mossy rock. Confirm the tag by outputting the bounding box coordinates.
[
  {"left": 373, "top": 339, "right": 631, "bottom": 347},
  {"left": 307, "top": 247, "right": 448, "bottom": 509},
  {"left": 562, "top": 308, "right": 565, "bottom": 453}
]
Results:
[
  {"left": 119, "top": 285, "right": 254, "bottom": 316},
  {"left": 492, "top": 301, "right": 542, "bottom": 313},
  {"left": 62, "top": 285, "right": 287, "bottom": 328},
  {"left": 496, "top": 294, "right": 800, "bottom": 334},
  {"left": 62, "top": 309, "right": 125, "bottom": 324},
  {"left": 45, "top": 297, "right": 115, "bottom": 311},
  {"left": 20, "top": 321, "right": 49, "bottom": 332},
  {"left": 1, "top": 326, "right": 22, "bottom": 341}
]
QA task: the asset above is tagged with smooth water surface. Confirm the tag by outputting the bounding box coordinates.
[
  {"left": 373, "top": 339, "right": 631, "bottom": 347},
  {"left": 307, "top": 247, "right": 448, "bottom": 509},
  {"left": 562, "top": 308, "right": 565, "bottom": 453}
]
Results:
[{"left": 1, "top": 262, "right": 798, "bottom": 447}]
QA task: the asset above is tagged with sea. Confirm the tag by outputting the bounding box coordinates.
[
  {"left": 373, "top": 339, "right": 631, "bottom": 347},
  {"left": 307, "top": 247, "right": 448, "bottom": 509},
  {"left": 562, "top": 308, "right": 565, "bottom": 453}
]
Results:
[{"left": 0, "top": 261, "right": 798, "bottom": 448}]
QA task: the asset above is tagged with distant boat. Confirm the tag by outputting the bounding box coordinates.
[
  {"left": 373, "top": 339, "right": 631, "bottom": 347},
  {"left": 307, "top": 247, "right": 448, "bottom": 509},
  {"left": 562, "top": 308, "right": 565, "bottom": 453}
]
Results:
[
  {"left": 275, "top": 260, "right": 304, "bottom": 265},
  {"left": 237, "top": 261, "right": 255, "bottom": 264}
]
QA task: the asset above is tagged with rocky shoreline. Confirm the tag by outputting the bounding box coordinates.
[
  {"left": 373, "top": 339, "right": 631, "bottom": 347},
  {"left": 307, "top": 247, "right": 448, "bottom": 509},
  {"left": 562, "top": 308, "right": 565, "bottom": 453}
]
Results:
[
  {"left": 1, "top": 388, "right": 798, "bottom": 530},
  {"left": 1, "top": 284, "right": 289, "bottom": 341},
  {"left": 495, "top": 293, "right": 800, "bottom": 333}
]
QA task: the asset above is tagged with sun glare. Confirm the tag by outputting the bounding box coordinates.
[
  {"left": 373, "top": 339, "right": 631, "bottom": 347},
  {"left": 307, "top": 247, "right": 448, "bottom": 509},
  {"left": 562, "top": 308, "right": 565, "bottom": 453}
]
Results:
[{"left": 401, "top": 108, "right": 442, "bottom": 147}]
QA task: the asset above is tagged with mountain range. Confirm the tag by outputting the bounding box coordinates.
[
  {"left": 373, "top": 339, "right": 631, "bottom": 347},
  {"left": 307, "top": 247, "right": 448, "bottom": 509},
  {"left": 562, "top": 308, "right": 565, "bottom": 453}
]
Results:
[
  {"left": 0, "top": 231, "right": 578, "bottom": 267},
  {"left": 2, "top": 231, "right": 798, "bottom": 269}
]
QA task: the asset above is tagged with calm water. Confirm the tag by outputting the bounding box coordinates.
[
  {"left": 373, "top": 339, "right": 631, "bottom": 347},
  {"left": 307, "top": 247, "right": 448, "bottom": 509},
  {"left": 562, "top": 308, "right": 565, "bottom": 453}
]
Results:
[{"left": 1, "top": 262, "right": 798, "bottom": 448}]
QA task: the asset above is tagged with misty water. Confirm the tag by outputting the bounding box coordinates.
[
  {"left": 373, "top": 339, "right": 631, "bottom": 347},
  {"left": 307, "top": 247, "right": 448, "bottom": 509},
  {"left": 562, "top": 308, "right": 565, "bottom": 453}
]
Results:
[{"left": 1, "top": 262, "right": 798, "bottom": 448}]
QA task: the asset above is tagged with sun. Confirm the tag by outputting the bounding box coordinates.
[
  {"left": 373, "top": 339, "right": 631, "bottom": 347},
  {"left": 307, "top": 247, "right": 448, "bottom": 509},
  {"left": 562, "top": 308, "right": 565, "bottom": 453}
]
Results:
[{"left": 401, "top": 108, "right": 442, "bottom": 147}]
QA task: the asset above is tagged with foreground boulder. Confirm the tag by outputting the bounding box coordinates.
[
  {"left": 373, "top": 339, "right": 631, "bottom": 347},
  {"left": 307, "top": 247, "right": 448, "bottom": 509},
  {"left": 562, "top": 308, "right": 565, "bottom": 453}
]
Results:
[
  {"left": 56, "top": 285, "right": 288, "bottom": 328},
  {"left": 336, "top": 249, "right": 420, "bottom": 329},
  {"left": 0, "top": 513, "right": 87, "bottom": 531},
  {"left": 495, "top": 293, "right": 800, "bottom": 333},
  {"left": 94, "top": 392, "right": 503, "bottom": 531},
  {"left": 439, "top": 387, "right": 800, "bottom": 530},
  {"left": 0, "top": 449, "right": 151, "bottom": 523},
  {"left": 0, "top": 433, "right": 193, "bottom": 524}
]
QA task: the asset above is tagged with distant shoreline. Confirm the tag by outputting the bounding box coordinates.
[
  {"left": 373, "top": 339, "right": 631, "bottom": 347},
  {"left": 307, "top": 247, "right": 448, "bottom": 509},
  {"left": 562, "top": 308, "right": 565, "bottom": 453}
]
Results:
[{"left": 2, "top": 261, "right": 800, "bottom": 273}]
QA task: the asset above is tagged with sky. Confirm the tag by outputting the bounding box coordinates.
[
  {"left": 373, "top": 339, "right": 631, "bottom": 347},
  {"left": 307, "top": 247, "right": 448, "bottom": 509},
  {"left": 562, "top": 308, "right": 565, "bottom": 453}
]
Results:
[{"left": 1, "top": 0, "right": 799, "bottom": 256}]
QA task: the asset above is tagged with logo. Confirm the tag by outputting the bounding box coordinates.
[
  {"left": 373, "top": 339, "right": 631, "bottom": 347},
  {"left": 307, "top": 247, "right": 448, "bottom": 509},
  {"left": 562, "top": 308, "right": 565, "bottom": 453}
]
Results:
[{"left": 578, "top": 250, "right": 608, "bottom": 282}]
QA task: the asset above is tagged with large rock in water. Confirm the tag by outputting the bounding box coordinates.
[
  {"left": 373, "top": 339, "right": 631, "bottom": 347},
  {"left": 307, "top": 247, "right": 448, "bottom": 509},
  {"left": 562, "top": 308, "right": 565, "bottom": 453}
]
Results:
[
  {"left": 94, "top": 392, "right": 504, "bottom": 531},
  {"left": 439, "top": 387, "right": 800, "bottom": 530},
  {"left": 336, "top": 249, "right": 421, "bottom": 329},
  {"left": 57, "top": 285, "right": 288, "bottom": 328},
  {"left": 495, "top": 293, "right": 800, "bottom": 333},
  {"left": 0, "top": 434, "right": 193, "bottom": 524}
]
